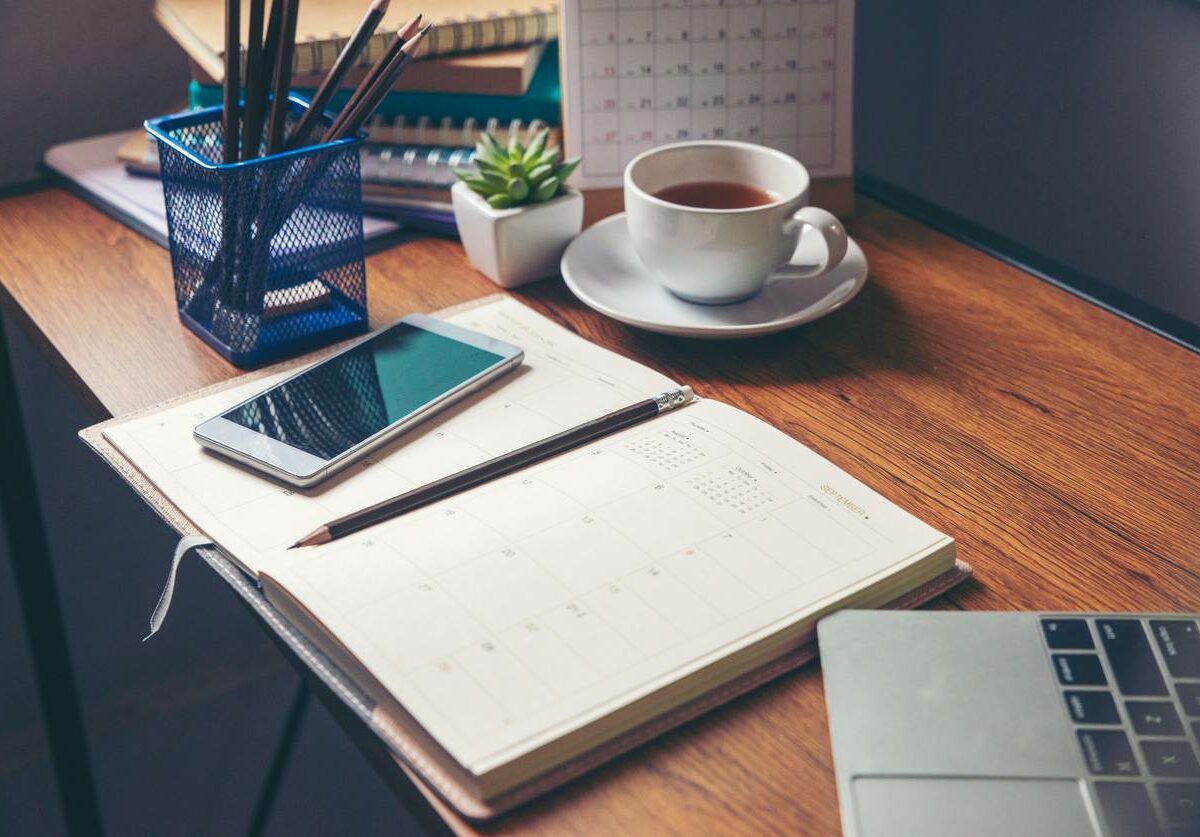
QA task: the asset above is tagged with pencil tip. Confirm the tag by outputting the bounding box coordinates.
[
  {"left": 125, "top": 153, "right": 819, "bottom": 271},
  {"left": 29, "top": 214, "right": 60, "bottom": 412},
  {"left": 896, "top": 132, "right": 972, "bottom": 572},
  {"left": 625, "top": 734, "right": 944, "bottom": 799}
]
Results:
[
  {"left": 396, "top": 12, "right": 423, "bottom": 40},
  {"left": 401, "top": 20, "right": 432, "bottom": 51}
]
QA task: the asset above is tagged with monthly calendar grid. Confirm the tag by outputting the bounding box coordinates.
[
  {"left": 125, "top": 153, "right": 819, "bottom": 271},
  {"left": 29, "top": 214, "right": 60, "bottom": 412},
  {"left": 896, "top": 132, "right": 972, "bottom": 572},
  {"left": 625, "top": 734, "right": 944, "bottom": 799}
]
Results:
[
  {"left": 567, "top": 0, "right": 848, "bottom": 185},
  {"left": 293, "top": 409, "right": 884, "bottom": 745}
]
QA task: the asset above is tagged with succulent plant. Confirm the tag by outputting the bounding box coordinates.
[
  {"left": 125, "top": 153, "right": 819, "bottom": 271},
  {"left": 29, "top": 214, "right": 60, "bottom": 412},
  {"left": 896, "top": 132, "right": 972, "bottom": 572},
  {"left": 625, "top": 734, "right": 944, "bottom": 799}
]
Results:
[{"left": 454, "top": 129, "right": 580, "bottom": 210}]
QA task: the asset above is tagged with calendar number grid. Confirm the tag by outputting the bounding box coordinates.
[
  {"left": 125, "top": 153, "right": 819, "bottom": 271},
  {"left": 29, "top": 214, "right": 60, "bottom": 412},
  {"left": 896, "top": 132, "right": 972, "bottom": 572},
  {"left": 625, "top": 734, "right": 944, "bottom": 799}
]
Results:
[{"left": 574, "top": 0, "right": 841, "bottom": 180}]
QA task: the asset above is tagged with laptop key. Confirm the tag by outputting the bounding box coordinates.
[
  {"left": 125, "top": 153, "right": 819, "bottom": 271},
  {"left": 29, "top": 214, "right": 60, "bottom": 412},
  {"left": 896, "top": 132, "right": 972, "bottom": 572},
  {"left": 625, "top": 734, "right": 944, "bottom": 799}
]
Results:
[
  {"left": 1053, "top": 653, "right": 1109, "bottom": 686},
  {"left": 1094, "top": 781, "right": 1164, "bottom": 837},
  {"left": 1065, "top": 690, "right": 1120, "bottom": 724},
  {"left": 1142, "top": 740, "right": 1200, "bottom": 778},
  {"left": 1054, "top": 654, "right": 1108, "bottom": 686},
  {"left": 1042, "top": 618, "right": 1095, "bottom": 649},
  {"left": 1157, "top": 783, "right": 1200, "bottom": 827},
  {"left": 1178, "top": 683, "right": 1200, "bottom": 717},
  {"left": 1098, "top": 619, "right": 1168, "bottom": 696},
  {"left": 1128, "top": 700, "right": 1185, "bottom": 736},
  {"left": 1078, "top": 729, "right": 1140, "bottom": 776},
  {"left": 1151, "top": 620, "right": 1200, "bottom": 679}
]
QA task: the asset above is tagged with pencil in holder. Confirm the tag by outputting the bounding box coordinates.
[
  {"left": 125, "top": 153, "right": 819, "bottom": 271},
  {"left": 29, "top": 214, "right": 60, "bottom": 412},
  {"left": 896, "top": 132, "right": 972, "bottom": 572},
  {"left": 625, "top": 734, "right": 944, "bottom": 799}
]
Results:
[{"left": 146, "top": 96, "right": 368, "bottom": 367}]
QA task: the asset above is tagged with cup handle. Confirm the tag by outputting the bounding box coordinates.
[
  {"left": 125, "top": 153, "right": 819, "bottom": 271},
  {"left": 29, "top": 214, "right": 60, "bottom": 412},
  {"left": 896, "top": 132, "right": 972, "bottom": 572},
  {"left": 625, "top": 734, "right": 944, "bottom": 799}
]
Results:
[{"left": 773, "top": 206, "right": 849, "bottom": 282}]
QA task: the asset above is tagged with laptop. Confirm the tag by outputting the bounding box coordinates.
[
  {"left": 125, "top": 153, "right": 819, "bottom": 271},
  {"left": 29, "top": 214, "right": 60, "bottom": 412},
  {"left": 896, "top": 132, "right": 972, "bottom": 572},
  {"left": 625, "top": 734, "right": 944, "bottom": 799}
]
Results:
[{"left": 818, "top": 611, "right": 1200, "bottom": 837}]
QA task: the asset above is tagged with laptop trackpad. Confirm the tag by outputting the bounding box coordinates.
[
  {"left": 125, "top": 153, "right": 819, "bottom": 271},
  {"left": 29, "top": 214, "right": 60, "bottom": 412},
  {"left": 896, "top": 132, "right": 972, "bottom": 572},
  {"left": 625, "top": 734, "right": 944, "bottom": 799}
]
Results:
[{"left": 853, "top": 777, "right": 1099, "bottom": 837}]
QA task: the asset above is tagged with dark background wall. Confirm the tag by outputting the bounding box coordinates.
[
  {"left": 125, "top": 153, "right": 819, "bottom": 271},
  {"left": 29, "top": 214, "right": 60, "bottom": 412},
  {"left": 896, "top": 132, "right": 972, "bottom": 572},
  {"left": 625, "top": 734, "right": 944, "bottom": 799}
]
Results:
[
  {"left": 856, "top": 0, "right": 1200, "bottom": 337},
  {"left": 0, "top": 0, "right": 190, "bottom": 187}
]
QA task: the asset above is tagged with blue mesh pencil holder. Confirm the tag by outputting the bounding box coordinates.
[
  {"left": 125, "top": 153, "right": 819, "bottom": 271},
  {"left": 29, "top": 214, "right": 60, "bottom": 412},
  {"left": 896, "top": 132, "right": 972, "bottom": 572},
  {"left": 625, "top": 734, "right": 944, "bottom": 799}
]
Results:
[{"left": 146, "top": 96, "right": 368, "bottom": 367}]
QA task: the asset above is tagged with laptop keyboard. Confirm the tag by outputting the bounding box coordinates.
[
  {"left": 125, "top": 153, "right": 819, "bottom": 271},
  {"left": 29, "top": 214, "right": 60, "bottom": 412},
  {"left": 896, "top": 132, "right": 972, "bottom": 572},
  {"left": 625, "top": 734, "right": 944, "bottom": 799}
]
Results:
[{"left": 1041, "top": 616, "right": 1200, "bottom": 837}]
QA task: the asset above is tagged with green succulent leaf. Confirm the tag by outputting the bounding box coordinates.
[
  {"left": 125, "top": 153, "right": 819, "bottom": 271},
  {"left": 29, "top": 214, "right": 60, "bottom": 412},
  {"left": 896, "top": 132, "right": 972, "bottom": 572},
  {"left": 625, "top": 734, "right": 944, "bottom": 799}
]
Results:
[
  {"left": 473, "top": 157, "right": 507, "bottom": 178},
  {"left": 554, "top": 157, "right": 581, "bottom": 183},
  {"left": 473, "top": 142, "right": 503, "bottom": 165},
  {"left": 457, "top": 175, "right": 494, "bottom": 194},
  {"left": 480, "top": 133, "right": 504, "bottom": 156},
  {"left": 532, "top": 177, "right": 560, "bottom": 202},
  {"left": 507, "top": 178, "right": 530, "bottom": 200},
  {"left": 527, "top": 163, "right": 554, "bottom": 184},
  {"left": 522, "top": 128, "right": 549, "bottom": 165},
  {"left": 460, "top": 132, "right": 583, "bottom": 207},
  {"left": 480, "top": 169, "right": 509, "bottom": 188}
]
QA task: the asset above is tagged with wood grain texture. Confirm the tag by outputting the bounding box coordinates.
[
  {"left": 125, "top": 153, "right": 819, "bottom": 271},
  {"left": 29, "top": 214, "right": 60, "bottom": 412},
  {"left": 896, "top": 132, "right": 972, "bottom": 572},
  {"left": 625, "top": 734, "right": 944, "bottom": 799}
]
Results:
[{"left": 1, "top": 186, "right": 1197, "bottom": 835}]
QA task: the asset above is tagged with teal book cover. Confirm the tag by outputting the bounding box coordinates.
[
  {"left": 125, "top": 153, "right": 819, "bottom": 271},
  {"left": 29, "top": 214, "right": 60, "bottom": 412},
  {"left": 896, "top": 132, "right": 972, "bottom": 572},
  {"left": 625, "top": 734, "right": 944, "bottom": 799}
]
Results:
[{"left": 191, "top": 42, "right": 560, "bottom": 126}]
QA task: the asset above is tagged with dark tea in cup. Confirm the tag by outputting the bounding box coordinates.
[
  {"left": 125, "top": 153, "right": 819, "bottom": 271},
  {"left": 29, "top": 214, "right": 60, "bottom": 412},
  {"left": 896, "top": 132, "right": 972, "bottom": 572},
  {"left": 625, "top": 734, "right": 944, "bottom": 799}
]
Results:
[{"left": 653, "top": 181, "right": 777, "bottom": 210}]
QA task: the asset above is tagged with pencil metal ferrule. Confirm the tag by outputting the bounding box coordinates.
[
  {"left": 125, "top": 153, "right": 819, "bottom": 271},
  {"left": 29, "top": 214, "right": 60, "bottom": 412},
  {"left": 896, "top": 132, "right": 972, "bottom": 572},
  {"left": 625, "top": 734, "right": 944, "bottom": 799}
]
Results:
[{"left": 655, "top": 386, "right": 694, "bottom": 413}]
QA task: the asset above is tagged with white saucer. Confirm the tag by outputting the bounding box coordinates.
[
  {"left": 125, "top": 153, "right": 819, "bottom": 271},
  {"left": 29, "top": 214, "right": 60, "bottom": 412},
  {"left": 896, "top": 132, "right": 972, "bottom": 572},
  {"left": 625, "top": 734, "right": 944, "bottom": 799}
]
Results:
[{"left": 560, "top": 213, "right": 868, "bottom": 338}]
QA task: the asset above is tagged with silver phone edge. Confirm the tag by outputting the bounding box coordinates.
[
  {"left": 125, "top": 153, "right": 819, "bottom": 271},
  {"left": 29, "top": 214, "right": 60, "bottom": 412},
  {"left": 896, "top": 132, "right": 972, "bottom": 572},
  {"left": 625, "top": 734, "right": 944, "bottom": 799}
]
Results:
[{"left": 193, "top": 319, "right": 524, "bottom": 488}]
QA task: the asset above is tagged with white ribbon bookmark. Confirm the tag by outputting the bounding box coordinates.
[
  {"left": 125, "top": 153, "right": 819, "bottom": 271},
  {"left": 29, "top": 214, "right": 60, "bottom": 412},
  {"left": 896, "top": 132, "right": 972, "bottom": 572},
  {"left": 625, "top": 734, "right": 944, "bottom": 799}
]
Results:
[{"left": 143, "top": 535, "right": 214, "bottom": 641}]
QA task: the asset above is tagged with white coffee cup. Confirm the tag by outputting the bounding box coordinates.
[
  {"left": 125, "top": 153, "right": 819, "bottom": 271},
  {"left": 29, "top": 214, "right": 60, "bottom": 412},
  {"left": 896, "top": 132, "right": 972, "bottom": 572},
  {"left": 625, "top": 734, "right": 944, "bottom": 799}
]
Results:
[{"left": 624, "top": 141, "right": 849, "bottom": 305}]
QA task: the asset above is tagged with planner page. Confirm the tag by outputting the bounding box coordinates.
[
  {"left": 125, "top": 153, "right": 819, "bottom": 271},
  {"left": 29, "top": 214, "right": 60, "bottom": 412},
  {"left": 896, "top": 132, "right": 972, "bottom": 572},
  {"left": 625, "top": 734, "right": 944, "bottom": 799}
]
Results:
[
  {"left": 102, "top": 297, "right": 677, "bottom": 576},
  {"left": 561, "top": 0, "right": 855, "bottom": 188},
  {"left": 258, "top": 397, "right": 952, "bottom": 778}
]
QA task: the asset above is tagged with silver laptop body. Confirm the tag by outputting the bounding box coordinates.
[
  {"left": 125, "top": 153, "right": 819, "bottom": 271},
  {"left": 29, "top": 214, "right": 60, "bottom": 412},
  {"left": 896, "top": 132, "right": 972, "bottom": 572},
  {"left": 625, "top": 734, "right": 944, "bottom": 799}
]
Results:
[{"left": 818, "top": 611, "right": 1200, "bottom": 837}]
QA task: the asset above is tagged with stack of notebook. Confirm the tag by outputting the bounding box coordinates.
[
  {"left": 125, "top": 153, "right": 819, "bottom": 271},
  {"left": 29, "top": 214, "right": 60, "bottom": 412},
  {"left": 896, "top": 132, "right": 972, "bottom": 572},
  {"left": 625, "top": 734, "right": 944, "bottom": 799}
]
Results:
[{"left": 142, "top": 0, "right": 563, "bottom": 230}]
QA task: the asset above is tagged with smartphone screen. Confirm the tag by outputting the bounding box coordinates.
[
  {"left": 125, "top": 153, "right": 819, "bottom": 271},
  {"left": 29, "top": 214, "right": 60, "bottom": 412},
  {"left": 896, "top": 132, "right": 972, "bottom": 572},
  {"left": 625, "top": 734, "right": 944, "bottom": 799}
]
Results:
[{"left": 220, "top": 322, "right": 509, "bottom": 460}]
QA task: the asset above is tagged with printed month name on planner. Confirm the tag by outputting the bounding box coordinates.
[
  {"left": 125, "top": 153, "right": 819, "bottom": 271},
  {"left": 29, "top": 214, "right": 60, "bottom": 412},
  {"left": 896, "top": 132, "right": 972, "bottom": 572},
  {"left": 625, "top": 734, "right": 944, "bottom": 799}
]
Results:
[{"left": 562, "top": 0, "right": 855, "bottom": 187}]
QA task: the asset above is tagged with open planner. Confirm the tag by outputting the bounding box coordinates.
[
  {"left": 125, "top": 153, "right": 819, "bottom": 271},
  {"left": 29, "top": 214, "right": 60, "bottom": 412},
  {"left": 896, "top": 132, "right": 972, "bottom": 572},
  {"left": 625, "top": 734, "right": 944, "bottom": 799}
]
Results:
[{"left": 90, "top": 296, "right": 966, "bottom": 818}]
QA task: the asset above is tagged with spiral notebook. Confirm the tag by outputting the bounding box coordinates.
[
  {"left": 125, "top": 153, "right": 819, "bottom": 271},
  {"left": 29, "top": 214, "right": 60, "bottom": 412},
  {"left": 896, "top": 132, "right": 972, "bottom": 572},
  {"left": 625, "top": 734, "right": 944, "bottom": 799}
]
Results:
[
  {"left": 187, "top": 45, "right": 547, "bottom": 97},
  {"left": 115, "top": 117, "right": 566, "bottom": 236},
  {"left": 155, "top": 0, "right": 559, "bottom": 80},
  {"left": 87, "top": 295, "right": 969, "bottom": 818},
  {"left": 119, "top": 117, "right": 561, "bottom": 194},
  {"left": 44, "top": 132, "right": 405, "bottom": 252}
]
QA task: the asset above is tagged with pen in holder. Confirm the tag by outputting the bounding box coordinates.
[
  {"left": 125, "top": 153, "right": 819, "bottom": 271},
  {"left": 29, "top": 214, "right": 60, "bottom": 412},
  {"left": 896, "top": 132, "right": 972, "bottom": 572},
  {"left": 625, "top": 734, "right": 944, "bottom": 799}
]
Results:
[{"left": 146, "top": 96, "right": 369, "bottom": 367}]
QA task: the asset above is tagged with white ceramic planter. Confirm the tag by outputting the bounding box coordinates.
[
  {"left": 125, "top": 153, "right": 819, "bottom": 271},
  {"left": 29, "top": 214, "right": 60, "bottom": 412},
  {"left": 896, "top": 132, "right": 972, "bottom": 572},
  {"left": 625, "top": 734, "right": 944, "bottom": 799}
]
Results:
[{"left": 451, "top": 182, "right": 584, "bottom": 288}]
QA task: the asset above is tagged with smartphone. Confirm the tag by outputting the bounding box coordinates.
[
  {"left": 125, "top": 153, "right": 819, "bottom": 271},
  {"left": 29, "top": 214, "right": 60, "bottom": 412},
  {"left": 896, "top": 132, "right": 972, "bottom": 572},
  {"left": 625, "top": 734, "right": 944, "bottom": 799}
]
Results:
[{"left": 194, "top": 314, "right": 523, "bottom": 487}]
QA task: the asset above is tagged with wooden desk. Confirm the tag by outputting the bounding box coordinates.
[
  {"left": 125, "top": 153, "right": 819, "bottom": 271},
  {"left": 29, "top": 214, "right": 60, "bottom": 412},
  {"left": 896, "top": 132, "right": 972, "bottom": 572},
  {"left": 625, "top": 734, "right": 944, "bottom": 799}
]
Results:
[{"left": 1, "top": 187, "right": 1197, "bottom": 835}]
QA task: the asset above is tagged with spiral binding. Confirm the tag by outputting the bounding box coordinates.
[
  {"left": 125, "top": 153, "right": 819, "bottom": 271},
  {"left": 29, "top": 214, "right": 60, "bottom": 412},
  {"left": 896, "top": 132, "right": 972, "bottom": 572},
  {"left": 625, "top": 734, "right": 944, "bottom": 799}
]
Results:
[{"left": 234, "top": 10, "right": 560, "bottom": 74}]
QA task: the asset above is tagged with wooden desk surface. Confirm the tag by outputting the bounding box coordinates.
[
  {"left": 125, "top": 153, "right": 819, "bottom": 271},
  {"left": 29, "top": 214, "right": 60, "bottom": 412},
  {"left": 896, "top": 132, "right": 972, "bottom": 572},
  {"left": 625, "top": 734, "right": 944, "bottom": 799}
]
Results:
[{"left": 1, "top": 188, "right": 1198, "bottom": 835}]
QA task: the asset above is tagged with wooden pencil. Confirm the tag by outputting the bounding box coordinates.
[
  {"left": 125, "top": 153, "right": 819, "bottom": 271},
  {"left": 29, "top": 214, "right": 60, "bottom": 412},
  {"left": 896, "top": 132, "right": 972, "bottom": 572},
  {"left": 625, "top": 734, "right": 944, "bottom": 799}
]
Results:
[
  {"left": 231, "top": 13, "right": 424, "bottom": 317},
  {"left": 240, "top": 0, "right": 266, "bottom": 159},
  {"left": 286, "top": 0, "right": 391, "bottom": 151},
  {"left": 244, "top": 0, "right": 282, "bottom": 158},
  {"left": 328, "top": 22, "right": 432, "bottom": 141},
  {"left": 290, "top": 386, "right": 695, "bottom": 548},
  {"left": 264, "top": 0, "right": 300, "bottom": 155},
  {"left": 221, "top": 0, "right": 241, "bottom": 162},
  {"left": 325, "top": 13, "right": 422, "bottom": 140}
]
